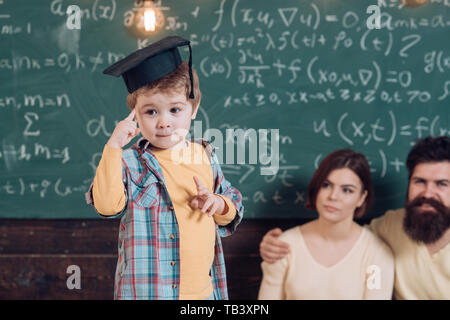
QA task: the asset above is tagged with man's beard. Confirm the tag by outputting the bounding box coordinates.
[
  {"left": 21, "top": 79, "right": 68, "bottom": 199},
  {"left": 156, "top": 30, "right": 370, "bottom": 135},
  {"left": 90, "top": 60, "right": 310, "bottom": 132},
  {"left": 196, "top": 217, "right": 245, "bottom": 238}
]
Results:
[{"left": 403, "top": 196, "right": 450, "bottom": 244}]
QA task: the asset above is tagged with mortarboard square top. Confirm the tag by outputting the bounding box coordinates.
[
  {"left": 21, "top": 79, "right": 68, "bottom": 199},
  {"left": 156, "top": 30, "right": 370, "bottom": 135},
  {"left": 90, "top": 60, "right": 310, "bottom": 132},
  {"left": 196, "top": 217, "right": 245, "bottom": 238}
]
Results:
[{"left": 103, "top": 35, "right": 194, "bottom": 98}]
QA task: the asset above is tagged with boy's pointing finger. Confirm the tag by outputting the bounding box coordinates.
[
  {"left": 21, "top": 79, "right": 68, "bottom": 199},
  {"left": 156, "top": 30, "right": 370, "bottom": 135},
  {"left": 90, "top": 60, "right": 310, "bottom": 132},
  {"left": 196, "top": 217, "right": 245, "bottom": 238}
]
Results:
[
  {"left": 126, "top": 109, "right": 136, "bottom": 121},
  {"left": 193, "top": 176, "right": 208, "bottom": 196}
]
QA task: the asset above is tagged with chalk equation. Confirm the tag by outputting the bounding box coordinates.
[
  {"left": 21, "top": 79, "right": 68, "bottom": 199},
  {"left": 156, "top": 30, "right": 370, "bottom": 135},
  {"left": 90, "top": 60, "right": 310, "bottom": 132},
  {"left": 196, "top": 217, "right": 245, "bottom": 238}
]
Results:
[
  {"left": 0, "top": 51, "right": 126, "bottom": 73},
  {"left": 0, "top": 93, "right": 71, "bottom": 109},
  {"left": 0, "top": 176, "right": 90, "bottom": 198},
  {"left": 222, "top": 81, "right": 450, "bottom": 108},
  {"left": 211, "top": 0, "right": 450, "bottom": 31},
  {"left": 0, "top": 143, "right": 70, "bottom": 168},
  {"left": 313, "top": 111, "right": 450, "bottom": 146}
]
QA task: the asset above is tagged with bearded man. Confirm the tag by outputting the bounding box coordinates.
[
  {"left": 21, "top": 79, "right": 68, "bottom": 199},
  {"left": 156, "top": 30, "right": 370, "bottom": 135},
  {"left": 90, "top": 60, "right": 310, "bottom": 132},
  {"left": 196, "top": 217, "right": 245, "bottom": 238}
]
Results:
[{"left": 259, "top": 136, "right": 450, "bottom": 299}]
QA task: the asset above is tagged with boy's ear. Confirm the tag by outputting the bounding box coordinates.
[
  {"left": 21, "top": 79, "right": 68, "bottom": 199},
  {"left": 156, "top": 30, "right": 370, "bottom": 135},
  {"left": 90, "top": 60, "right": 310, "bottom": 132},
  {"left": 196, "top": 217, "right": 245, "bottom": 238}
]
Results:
[
  {"left": 191, "top": 102, "right": 200, "bottom": 119},
  {"left": 133, "top": 108, "right": 140, "bottom": 124}
]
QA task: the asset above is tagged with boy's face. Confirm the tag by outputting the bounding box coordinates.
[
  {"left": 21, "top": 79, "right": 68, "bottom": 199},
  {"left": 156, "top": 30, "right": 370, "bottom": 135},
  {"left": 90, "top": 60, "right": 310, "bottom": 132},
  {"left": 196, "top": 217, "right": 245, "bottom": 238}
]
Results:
[{"left": 134, "top": 89, "right": 198, "bottom": 150}]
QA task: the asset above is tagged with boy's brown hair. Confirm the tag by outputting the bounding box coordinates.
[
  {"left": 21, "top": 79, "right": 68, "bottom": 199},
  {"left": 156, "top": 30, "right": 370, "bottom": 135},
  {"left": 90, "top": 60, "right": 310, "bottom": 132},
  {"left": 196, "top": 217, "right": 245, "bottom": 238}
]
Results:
[{"left": 126, "top": 61, "right": 202, "bottom": 111}]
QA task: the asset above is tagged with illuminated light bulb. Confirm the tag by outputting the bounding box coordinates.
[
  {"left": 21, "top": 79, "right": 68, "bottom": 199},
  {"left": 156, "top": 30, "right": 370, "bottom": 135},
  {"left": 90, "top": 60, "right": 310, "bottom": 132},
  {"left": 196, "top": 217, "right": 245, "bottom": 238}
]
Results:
[
  {"left": 402, "top": 0, "right": 429, "bottom": 7},
  {"left": 144, "top": 8, "right": 156, "bottom": 32},
  {"left": 125, "top": 0, "right": 165, "bottom": 38}
]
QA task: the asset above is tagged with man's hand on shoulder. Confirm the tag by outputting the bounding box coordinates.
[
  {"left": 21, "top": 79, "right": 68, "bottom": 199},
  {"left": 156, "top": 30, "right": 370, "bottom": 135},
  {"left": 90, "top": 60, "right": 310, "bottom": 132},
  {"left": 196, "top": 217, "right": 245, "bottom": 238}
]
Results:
[{"left": 259, "top": 228, "right": 291, "bottom": 263}]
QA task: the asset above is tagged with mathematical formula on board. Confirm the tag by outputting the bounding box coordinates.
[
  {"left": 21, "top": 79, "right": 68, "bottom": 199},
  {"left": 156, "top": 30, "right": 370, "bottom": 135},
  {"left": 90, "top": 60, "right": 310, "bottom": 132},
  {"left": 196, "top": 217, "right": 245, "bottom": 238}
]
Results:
[
  {"left": 0, "top": 110, "right": 446, "bottom": 200},
  {"left": 0, "top": 0, "right": 448, "bottom": 217}
]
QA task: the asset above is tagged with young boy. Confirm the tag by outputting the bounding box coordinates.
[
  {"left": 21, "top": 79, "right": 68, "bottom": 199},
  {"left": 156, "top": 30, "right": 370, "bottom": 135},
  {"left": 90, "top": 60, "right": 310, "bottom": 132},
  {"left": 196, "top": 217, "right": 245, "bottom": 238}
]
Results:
[{"left": 85, "top": 36, "right": 244, "bottom": 300}]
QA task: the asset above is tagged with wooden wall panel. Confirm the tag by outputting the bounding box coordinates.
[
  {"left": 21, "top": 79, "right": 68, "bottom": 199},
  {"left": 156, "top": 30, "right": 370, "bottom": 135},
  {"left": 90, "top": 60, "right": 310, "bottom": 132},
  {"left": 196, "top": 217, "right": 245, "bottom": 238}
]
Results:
[{"left": 0, "top": 218, "right": 305, "bottom": 300}]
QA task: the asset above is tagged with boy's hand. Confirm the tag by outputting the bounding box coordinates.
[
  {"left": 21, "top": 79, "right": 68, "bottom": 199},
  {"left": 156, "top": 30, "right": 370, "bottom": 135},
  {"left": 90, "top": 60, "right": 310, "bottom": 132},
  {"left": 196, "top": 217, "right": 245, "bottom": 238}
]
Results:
[
  {"left": 107, "top": 109, "right": 140, "bottom": 149},
  {"left": 190, "top": 176, "right": 226, "bottom": 217}
]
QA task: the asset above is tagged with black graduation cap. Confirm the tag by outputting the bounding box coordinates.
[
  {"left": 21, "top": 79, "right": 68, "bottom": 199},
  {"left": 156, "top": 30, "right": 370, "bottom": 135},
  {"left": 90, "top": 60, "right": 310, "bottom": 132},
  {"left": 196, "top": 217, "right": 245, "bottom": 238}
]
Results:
[{"left": 103, "top": 35, "right": 195, "bottom": 98}]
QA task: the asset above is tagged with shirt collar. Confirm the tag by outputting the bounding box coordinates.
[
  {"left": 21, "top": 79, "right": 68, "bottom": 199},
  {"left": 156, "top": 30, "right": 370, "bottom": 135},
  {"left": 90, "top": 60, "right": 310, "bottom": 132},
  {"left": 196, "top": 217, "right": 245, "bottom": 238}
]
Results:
[{"left": 132, "top": 138, "right": 215, "bottom": 182}]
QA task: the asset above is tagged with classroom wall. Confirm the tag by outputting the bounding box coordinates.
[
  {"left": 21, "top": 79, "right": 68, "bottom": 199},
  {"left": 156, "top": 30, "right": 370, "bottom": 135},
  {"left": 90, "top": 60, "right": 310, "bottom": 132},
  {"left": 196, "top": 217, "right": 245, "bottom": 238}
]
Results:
[
  {"left": 0, "top": 0, "right": 449, "bottom": 299},
  {"left": 1, "top": 0, "right": 449, "bottom": 220}
]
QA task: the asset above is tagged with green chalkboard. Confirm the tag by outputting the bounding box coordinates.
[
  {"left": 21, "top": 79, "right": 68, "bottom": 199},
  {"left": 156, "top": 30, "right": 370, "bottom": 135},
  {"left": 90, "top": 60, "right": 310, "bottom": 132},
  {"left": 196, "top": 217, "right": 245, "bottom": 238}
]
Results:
[{"left": 0, "top": 0, "right": 449, "bottom": 218}]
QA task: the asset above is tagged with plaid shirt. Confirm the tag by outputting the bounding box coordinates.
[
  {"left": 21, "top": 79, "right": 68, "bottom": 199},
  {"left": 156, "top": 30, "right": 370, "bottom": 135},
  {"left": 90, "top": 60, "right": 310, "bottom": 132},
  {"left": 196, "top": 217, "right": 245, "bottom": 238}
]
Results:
[{"left": 86, "top": 138, "right": 244, "bottom": 299}]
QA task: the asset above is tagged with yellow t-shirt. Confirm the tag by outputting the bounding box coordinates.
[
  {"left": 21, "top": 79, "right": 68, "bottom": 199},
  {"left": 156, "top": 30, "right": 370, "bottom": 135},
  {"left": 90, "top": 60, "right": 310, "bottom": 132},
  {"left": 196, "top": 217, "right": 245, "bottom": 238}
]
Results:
[
  {"left": 152, "top": 141, "right": 236, "bottom": 299},
  {"left": 92, "top": 142, "right": 236, "bottom": 299},
  {"left": 369, "top": 208, "right": 450, "bottom": 300}
]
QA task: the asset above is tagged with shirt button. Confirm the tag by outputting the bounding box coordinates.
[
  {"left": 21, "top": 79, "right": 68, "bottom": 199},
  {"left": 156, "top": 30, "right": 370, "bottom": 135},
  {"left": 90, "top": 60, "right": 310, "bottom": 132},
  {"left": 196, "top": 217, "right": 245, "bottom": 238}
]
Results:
[
  {"left": 169, "top": 234, "right": 175, "bottom": 240},
  {"left": 169, "top": 205, "right": 174, "bottom": 210},
  {"left": 170, "top": 261, "right": 176, "bottom": 266},
  {"left": 172, "top": 284, "right": 177, "bottom": 289}
]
